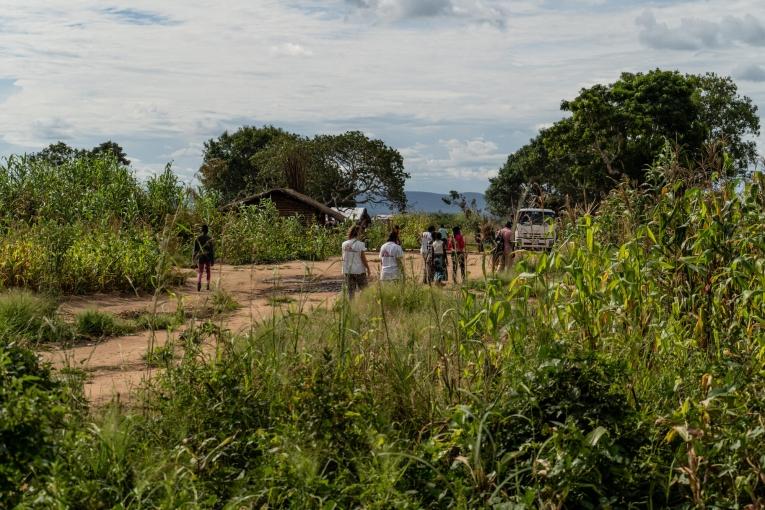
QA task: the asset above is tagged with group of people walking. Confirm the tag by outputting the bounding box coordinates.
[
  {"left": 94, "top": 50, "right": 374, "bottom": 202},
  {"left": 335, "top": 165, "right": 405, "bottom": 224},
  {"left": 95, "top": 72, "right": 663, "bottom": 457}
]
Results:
[
  {"left": 340, "top": 220, "right": 519, "bottom": 298},
  {"left": 341, "top": 224, "right": 406, "bottom": 298},
  {"left": 193, "top": 218, "right": 516, "bottom": 299},
  {"left": 341, "top": 222, "right": 469, "bottom": 298},
  {"left": 419, "top": 224, "right": 467, "bottom": 286}
]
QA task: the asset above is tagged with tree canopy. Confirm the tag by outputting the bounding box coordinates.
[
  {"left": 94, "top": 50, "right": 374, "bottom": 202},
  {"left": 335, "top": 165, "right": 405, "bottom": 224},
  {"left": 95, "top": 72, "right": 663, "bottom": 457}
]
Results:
[
  {"left": 200, "top": 126, "right": 409, "bottom": 210},
  {"left": 486, "top": 70, "right": 760, "bottom": 215},
  {"left": 199, "top": 125, "right": 290, "bottom": 201},
  {"left": 31, "top": 140, "right": 130, "bottom": 166}
]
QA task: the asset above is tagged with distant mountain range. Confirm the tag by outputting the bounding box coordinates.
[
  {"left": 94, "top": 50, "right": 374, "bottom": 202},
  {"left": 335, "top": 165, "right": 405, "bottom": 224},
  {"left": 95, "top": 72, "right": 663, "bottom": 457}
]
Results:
[{"left": 366, "top": 191, "right": 487, "bottom": 215}]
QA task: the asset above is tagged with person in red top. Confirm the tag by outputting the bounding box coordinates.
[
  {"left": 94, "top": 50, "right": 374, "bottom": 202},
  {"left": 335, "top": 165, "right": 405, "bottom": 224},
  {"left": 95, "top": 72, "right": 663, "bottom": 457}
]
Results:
[{"left": 452, "top": 226, "right": 467, "bottom": 282}]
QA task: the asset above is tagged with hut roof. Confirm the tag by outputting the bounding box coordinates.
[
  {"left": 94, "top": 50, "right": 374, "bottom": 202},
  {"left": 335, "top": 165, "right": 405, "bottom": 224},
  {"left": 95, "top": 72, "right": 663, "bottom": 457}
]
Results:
[
  {"left": 332, "top": 207, "right": 370, "bottom": 221},
  {"left": 223, "top": 188, "right": 346, "bottom": 222}
]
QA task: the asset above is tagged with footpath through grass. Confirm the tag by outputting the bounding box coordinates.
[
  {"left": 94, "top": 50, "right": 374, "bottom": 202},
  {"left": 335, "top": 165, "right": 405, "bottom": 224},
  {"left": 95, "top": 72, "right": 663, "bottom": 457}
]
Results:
[{"left": 4, "top": 163, "right": 765, "bottom": 508}]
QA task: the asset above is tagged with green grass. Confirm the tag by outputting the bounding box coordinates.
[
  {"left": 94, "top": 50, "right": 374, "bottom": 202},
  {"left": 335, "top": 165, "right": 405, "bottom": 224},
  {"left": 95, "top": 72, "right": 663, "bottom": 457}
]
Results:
[
  {"left": 75, "top": 309, "right": 136, "bottom": 339},
  {"left": 266, "top": 295, "right": 295, "bottom": 306},
  {"left": 211, "top": 288, "right": 239, "bottom": 314},
  {"left": 143, "top": 343, "right": 175, "bottom": 367},
  {"left": 134, "top": 311, "right": 183, "bottom": 330},
  {"left": 0, "top": 289, "right": 73, "bottom": 344},
  {"left": 6, "top": 166, "right": 765, "bottom": 508}
]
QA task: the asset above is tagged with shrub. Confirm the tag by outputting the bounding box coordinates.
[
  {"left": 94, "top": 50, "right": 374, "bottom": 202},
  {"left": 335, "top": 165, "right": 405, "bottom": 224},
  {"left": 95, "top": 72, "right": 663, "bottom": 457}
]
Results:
[
  {"left": 219, "top": 200, "right": 344, "bottom": 264},
  {"left": 0, "top": 342, "right": 70, "bottom": 507},
  {"left": 76, "top": 310, "right": 135, "bottom": 339},
  {"left": 0, "top": 290, "right": 71, "bottom": 344},
  {"left": 60, "top": 226, "right": 163, "bottom": 294},
  {"left": 143, "top": 343, "right": 175, "bottom": 367},
  {"left": 0, "top": 223, "right": 166, "bottom": 294},
  {"left": 0, "top": 155, "right": 181, "bottom": 294},
  {"left": 135, "top": 311, "right": 181, "bottom": 330},
  {"left": 0, "top": 233, "right": 49, "bottom": 289},
  {"left": 211, "top": 289, "right": 239, "bottom": 314}
]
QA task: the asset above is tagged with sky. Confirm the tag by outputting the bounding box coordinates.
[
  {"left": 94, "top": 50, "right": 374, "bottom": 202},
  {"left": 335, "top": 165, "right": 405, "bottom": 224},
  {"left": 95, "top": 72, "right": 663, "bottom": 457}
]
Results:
[{"left": 0, "top": 0, "right": 763, "bottom": 194}]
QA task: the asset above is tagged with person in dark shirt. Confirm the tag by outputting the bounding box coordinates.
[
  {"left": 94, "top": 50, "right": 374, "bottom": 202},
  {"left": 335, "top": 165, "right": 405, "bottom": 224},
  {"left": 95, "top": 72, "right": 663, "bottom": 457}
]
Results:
[
  {"left": 193, "top": 224, "right": 215, "bottom": 291},
  {"left": 392, "top": 224, "right": 402, "bottom": 246}
]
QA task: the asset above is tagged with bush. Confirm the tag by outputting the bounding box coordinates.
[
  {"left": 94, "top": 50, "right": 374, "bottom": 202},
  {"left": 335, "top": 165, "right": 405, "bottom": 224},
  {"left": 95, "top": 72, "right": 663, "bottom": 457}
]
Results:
[
  {"left": 135, "top": 311, "right": 182, "bottom": 330},
  {"left": 143, "top": 343, "right": 175, "bottom": 367},
  {"left": 0, "top": 290, "right": 71, "bottom": 344},
  {"left": 12, "top": 163, "right": 765, "bottom": 507},
  {"left": 60, "top": 226, "right": 164, "bottom": 294},
  {"left": 211, "top": 289, "right": 239, "bottom": 314},
  {"left": 0, "top": 342, "right": 71, "bottom": 507},
  {"left": 76, "top": 310, "right": 135, "bottom": 339},
  {"left": 0, "top": 155, "right": 181, "bottom": 294},
  {"left": 219, "top": 200, "right": 345, "bottom": 264}
]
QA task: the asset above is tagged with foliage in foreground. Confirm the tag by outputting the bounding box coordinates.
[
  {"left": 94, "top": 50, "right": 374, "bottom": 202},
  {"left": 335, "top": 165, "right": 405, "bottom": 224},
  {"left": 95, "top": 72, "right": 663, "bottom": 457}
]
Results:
[
  {"left": 0, "top": 340, "right": 80, "bottom": 507},
  {"left": 6, "top": 164, "right": 765, "bottom": 508}
]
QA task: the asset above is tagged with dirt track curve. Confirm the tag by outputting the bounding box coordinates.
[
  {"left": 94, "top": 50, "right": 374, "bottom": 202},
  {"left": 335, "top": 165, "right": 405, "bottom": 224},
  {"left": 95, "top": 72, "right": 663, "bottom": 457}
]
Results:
[{"left": 40, "top": 252, "right": 491, "bottom": 405}]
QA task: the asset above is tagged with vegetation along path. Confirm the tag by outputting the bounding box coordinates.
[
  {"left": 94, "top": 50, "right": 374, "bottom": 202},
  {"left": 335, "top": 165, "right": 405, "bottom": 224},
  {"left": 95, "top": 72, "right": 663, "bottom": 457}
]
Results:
[{"left": 40, "top": 252, "right": 489, "bottom": 404}]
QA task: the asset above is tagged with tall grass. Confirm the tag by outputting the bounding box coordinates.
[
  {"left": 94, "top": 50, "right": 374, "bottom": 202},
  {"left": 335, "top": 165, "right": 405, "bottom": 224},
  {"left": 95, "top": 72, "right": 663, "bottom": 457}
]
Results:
[
  {"left": 0, "top": 290, "right": 72, "bottom": 344},
  {"left": 6, "top": 157, "right": 765, "bottom": 507},
  {"left": 219, "top": 200, "right": 344, "bottom": 264}
]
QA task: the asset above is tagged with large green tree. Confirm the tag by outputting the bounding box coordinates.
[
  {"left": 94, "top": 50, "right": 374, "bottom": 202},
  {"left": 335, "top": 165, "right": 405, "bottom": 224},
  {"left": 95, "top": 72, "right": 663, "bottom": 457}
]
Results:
[
  {"left": 199, "top": 125, "right": 293, "bottom": 201},
  {"left": 486, "top": 70, "right": 760, "bottom": 215},
  {"left": 31, "top": 140, "right": 130, "bottom": 166},
  {"left": 309, "top": 131, "right": 408, "bottom": 210},
  {"left": 91, "top": 140, "right": 130, "bottom": 166},
  {"left": 201, "top": 127, "right": 409, "bottom": 210}
]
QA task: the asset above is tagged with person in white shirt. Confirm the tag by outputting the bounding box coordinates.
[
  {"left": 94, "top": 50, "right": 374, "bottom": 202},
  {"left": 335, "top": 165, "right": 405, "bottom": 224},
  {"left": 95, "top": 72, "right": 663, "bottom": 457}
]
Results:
[
  {"left": 430, "top": 232, "right": 447, "bottom": 286},
  {"left": 341, "top": 225, "right": 370, "bottom": 299},
  {"left": 379, "top": 231, "right": 404, "bottom": 281},
  {"left": 420, "top": 225, "right": 435, "bottom": 283}
]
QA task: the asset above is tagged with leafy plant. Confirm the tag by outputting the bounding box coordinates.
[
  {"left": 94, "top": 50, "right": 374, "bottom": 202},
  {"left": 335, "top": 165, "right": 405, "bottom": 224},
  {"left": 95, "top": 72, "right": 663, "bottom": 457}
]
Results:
[
  {"left": 75, "top": 310, "right": 135, "bottom": 339},
  {"left": 0, "top": 290, "right": 72, "bottom": 344},
  {"left": 143, "top": 343, "right": 175, "bottom": 367}
]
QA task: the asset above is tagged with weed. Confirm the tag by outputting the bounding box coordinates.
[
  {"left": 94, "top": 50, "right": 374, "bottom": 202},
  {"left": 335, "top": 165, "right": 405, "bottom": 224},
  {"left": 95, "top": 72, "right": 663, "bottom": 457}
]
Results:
[
  {"left": 143, "top": 343, "right": 175, "bottom": 367},
  {"left": 267, "top": 295, "right": 295, "bottom": 306},
  {"left": 75, "top": 309, "right": 135, "bottom": 339},
  {"left": 135, "top": 311, "right": 182, "bottom": 330},
  {"left": 8, "top": 157, "right": 765, "bottom": 507},
  {"left": 211, "top": 288, "right": 239, "bottom": 314},
  {"left": 0, "top": 289, "right": 73, "bottom": 344}
]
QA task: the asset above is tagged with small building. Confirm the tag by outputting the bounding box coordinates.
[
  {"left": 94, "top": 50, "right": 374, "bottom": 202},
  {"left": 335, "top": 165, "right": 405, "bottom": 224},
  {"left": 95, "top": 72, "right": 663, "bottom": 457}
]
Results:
[
  {"left": 332, "top": 207, "right": 372, "bottom": 228},
  {"left": 223, "top": 188, "right": 346, "bottom": 226}
]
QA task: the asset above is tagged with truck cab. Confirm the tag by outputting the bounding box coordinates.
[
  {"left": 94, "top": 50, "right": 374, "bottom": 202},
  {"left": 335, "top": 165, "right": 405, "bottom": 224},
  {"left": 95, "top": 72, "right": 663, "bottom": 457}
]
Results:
[{"left": 515, "top": 208, "right": 556, "bottom": 251}]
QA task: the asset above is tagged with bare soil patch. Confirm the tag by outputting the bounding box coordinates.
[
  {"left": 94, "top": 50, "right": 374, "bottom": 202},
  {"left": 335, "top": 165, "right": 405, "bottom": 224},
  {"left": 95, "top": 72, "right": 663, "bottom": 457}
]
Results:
[{"left": 40, "top": 252, "right": 492, "bottom": 405}]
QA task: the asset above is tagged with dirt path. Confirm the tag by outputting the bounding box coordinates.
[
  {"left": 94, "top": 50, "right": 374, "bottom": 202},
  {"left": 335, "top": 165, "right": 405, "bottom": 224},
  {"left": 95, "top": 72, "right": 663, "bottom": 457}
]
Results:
[{"left": 41, "top": 251, "right": 493, "bottom": 405}]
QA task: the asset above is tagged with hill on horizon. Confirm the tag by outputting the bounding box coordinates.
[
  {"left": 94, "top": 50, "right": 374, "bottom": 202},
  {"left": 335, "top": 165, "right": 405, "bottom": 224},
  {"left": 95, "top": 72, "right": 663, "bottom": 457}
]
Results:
[{"left": 366, "top": 191, "right": 487, "bottom": 215}]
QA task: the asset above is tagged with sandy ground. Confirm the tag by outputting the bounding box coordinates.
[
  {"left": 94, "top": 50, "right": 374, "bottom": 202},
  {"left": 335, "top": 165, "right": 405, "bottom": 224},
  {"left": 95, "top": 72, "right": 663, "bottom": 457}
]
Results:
[{"left": 40, "top": 251, "right": 492, "bottom": 405}]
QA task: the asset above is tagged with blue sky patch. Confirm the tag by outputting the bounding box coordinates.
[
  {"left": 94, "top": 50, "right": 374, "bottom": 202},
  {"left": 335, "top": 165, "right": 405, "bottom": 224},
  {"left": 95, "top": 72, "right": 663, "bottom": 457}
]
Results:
[
  {"left": 0, "top": 78, "right": 20, "bottom": 103},
  {"left": 102, "top": 7, "right": 178, "bottom": 26}
]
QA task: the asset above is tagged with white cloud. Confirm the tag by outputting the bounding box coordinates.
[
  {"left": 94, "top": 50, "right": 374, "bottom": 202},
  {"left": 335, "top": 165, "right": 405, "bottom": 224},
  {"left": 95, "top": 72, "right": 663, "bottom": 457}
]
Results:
[
  {"left": 636, "top": 10, "right": 765, "bottom": 50},
  {"left": 734, "top": 64, "right": 765, "bottom": 82},
  {"left": 345, "top": 0, "right": 507, "bottom": 26},
  {"left": 0, "top": 0, "right": 762, "bottom": 193},
  {"left": 443, "top": 138, "right": 501, "bottom": 163},
  {"left": 270, "top": 42, "right": 313, "bottom": 57},
  {"left": 401, "top": 137, "right": 506, "bottom": 188},
  {"left": 168, "top": 142, "right": 204, "bottom": 159}
]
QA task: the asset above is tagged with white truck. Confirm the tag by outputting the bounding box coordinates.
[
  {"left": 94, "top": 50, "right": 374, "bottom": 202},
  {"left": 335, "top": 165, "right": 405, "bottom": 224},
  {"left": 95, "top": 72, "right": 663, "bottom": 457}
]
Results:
[{"left": 514, "top": 208, "right": 556, "bottom": 251}]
